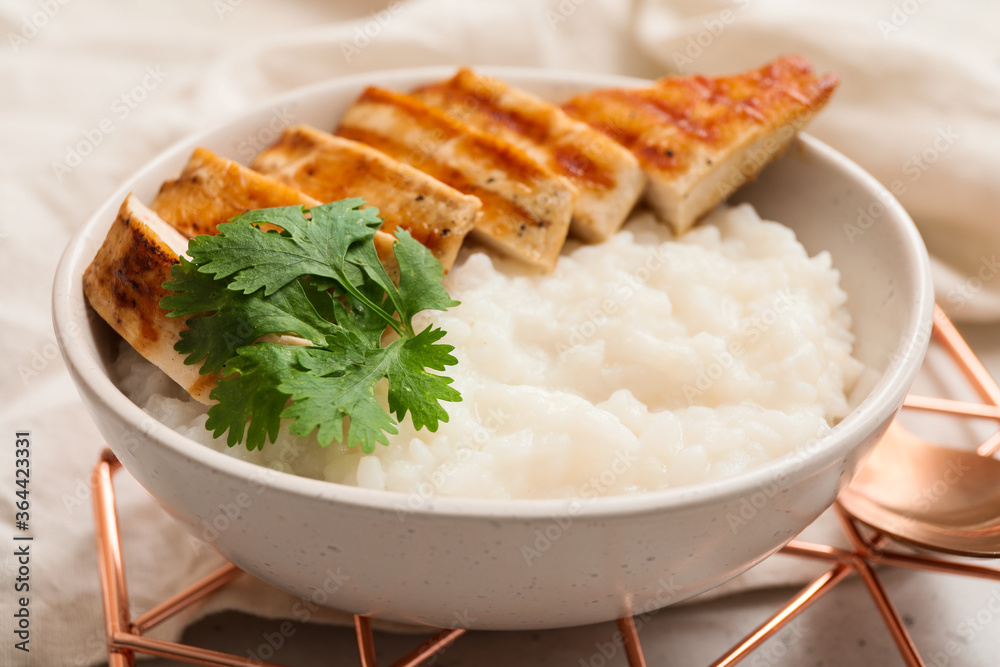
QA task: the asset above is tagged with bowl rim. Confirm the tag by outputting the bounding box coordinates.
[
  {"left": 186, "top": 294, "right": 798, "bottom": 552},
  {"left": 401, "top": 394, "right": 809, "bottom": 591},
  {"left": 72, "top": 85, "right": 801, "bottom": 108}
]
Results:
[{"left": 52, "top": 65, "right": 936, "bottom": 520}]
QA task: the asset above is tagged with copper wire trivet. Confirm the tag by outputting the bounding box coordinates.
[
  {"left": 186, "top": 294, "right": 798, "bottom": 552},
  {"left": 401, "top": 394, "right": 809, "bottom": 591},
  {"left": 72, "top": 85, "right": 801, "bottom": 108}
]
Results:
[{"left": 91, "top": 304, "right": 1000, "bottom": 667}]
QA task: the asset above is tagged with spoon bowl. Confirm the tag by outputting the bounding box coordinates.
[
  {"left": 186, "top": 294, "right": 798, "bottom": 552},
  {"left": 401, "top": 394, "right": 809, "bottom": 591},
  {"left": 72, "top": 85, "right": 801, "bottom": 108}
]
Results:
[{"left": 839, "top": 421, "right": 1000, "bottom": 557}]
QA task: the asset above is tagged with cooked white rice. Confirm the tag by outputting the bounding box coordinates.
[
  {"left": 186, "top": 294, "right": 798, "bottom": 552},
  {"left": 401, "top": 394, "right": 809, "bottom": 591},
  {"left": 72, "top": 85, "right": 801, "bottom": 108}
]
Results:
[{"left": 115, "top": 204, "right": 865, "bottom": 499}]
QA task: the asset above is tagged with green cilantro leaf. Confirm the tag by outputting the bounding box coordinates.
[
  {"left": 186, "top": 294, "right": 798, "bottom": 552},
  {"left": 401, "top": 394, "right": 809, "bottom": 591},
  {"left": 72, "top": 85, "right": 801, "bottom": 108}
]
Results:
[
  {"left": 161, "top": 199, "right": 462, "bottom": 454},
  {"left": 188, "top": 200, "right": 384, "bottom": 295},
  {"left": 161, "top": 258, "right": 339, "bottom": 374},
  {"left": 393, "top": 229, "right": 460, "bottom": 322},
  {"left": 386, "top": 326, "right": 460, "bottom": 432},
  {"left": 205, "top": 343, "right": 299, "bottom": 451},
  {"left": 280, "top": 347, "right": 401, "bottom": 453}
]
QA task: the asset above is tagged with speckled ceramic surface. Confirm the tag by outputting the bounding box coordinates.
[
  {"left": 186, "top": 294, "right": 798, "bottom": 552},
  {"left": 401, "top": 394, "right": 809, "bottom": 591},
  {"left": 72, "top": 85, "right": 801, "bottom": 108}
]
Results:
[{"left": 52, "top": 68, "right": 934, "bottom": 630}]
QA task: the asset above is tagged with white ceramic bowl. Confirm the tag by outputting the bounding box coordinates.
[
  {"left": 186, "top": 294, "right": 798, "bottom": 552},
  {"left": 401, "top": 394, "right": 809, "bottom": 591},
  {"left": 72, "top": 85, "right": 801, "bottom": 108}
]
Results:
[{"left": 53, "top": 67, "right": 934, "bottom": 630}]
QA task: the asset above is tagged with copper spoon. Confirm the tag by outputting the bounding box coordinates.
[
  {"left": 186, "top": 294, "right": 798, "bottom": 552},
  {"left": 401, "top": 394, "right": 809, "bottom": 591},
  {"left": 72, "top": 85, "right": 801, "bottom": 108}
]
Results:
[{"left": 838, "top": 420, "right": 1000, "bottom": 557}]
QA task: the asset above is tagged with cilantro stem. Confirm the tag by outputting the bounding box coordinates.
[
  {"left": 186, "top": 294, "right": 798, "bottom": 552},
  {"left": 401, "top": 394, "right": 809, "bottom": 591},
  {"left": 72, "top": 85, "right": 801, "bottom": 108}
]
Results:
[{"left": 337, "top": 274, "right": 408, "bottom": 336}]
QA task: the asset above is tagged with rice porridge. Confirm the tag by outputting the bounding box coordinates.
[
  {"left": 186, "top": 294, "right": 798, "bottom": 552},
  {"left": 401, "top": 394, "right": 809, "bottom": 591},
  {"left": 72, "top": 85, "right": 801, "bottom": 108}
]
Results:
[{"left": 116, "top": 203, "right": 865, "bottom": 499}]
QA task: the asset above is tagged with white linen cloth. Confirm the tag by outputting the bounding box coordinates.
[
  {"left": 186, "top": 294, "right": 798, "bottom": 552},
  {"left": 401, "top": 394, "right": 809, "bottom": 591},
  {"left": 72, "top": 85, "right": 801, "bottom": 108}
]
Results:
[{"left": 0, "top": 1, "right": 997, "bottom": 665}]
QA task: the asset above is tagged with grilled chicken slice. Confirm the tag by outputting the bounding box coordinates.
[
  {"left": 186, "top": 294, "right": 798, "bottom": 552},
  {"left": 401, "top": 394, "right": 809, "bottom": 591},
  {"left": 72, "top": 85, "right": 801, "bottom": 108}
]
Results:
[
  {"left": 336, "top": 86, "right": 576, "bottom": 271},
  {"left": 562, "top": 55, "right": 838, "bottom": 235},
  {"left": 151, "top": 146, "right": 400, "bottom": 280},
  {"left": 251, "top": 125, "right": 480, "bottom": 272},
  {"left": 151, "top": 147, "right": 320, "bottom": 237},
  {"left": 413, "top": 68, "right": 645, "bottom": 243},
  {"left": 83, "top": 194, "right": 217, "bottom": 404}
]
